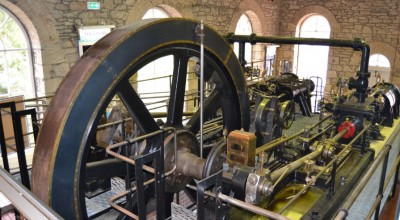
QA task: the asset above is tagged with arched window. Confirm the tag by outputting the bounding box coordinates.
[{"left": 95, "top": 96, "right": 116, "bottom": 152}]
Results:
[
  {"left": 369, "top": 54, "right": 390, "bottom": 86},
  {"left": 234, "top": 14, "right": 252, "bottom": 65},
  {"left": 142, "top": 7, "right": 169, "bottom": 19},
  {"left": 294, "top": 14, "right": 330, "bottom": 112},
  {"left": 295, "top": 15, "right": 330, "bottom": 78},
  {"left": 136, "top": 7, "right": 173, "bottom": 112},
  {"left": 0, "top": 6, "right": 34, "bottom": 99}
]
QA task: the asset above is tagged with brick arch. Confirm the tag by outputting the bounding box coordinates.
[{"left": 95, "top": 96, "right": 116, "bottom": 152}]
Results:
[
  {"left": 369, "top": 41, "right": 396, "bottom": 81},
  {"left": 290, "top": 5, "right": 340, "bottom": 36},
  {"left": 0, "top": 0, "right": 60, "bottom": 96},
  {"left": 369, "top": 42, "right": 396, "bottom": 68},
  {"left": 125, "top": 1, "right": 183, "bottom": 24},
  {"left": 228, "top": 0, "right": 267, "bottom": 70},
  {"left": 229, "top": 0, "right": 266, "bottom": 35}
]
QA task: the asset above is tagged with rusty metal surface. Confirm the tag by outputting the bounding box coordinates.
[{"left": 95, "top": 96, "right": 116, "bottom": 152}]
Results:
[{"left": 227, "top": 130, "right": 256, "bottom": 167}]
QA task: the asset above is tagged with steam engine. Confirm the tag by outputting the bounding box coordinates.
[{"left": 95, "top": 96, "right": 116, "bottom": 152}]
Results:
[{"left": 30, "top": 19, "right": 400, "bottom": 220}]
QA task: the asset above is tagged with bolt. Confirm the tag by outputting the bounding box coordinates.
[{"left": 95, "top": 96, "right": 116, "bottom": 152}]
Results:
[
  {"left": 311, "top": 210, "right": 319, "bottom": 219},
  {"left": 248, "top": 174, "right": 257, "bottom": 186},
  {"left": 340, "top": 176, "right": 347, "bottom": 185}
]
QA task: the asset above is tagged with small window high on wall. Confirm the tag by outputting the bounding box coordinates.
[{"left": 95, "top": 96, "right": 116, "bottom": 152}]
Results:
[
  {"left": 368, "top": 54, "right": 390, "bottom": 87},
  {"left": 234, "top": 14, "right": 252, "bottom": 65},
  {"left": 294, "top": 14, "right": 330, "bottom": 112},
  {"left": 0, "top": 6, "right": 34, "bottom": 99}
]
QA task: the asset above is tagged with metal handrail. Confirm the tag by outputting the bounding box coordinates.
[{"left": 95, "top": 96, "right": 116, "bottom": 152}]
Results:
[
  {"left": 106, "top": 127, "right": 178, "bottom": 219},
  {"left": 334, "top": 122, "right": 400, "bottom": 219},
  {"left": 0, "top": 167, "right": 62, "bottom": 219}
]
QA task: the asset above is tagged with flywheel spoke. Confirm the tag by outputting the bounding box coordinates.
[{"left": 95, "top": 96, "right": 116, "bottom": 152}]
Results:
[
  {"left": 185, "top": 89, "right": 222, "bottom": 134},
  {"left": 166, "top": 55, "right": 190, "bottom": 126},
  {"left": 118, "top": 80, "right": 159, "bottom": 133}
]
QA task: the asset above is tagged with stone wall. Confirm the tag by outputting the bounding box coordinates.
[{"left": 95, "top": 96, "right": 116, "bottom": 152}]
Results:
[
  {"left": 1, "top": 0, "right": 279, "bottom": 95},
  {"left": 275, "top": 0, "right": 400, "bottom": 93},
  {"left": 1, "top": 0, "right": 400, "bottom": 95}
]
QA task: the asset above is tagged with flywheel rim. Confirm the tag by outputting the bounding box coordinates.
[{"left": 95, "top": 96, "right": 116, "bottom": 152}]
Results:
[{"left": 32, "top": 18, "right": 249, "bottom": 219}]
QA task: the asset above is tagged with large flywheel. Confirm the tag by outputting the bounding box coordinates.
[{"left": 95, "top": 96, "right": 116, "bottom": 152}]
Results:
[{"left": 32, "top": 18, "right": 249, "bottom": 219}]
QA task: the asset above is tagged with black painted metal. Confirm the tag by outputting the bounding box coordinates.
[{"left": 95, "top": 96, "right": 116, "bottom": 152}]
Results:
[
  {"left": 226, "top": 34, "right": 371, "bottom": 102},
  {"left": 374, "top": 145, "right": 392, "bottom": 220},
  {"left": 391, "top": 151, "right": 400, "bottom": 198},
  {"left": 238, "top": 42, "right": 245, "bottom": 66},
  {"left": 118, "top": 80, "right": 159, "bottom": 134},
  {"left": 135, "top": 153, "right": 146, "bottom": 219},
  {"left": 185, "top": 89, "right": 223, "bottom": 133},
  {"left": 0, "top": 102, "right": 38, "bottom": 187},
  {"left": 197, "top": 170, "right": 223, "bottom": 220},
  {"left": 166, "top": 55, "right": 189, "bottom": 126},
  {"left": 134, "top": 150, "right": 163, "bottom": 219},
  {"left": 33, "top": 19, "right": 248, "bottom": 219},
  {"left": 328, "top": 159, "right": 337, "bottom": 198},
  {"left": 14, "top": 108, "right": 38, "bottom": 189},
  {"left": 0, "top": 104, "right": 10, "bottom": 172},
  {"left": 156, "top": 131, "right": 165, "bottom": 220},
  {"left": 121, "top": 121, "right": 133, "bottom": 216}
]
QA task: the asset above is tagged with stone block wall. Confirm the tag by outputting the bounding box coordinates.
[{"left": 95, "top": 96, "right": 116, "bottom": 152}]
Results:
[
  {"left": 275, "top": 0, "right": 400, "bottom": 94},
  {"left": 2, "top": 0, "right": 279, "bottom": 95},
  {"left": 2, "top": 0, "right": 400, "bottom": 95}
]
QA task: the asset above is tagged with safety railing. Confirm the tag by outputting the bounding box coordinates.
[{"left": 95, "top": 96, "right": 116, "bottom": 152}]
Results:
[
  {"left": 334, "top": 121, "right": 400, "bottom": 220},
  {"left": 0, "top": 166, "right": 62, "bottom": 219},
  {"left": 0, "top": 96, "right": 49, "bottom": 189},
  {"left": 105, "top": 127, "right": 178, "bottom": 220}
]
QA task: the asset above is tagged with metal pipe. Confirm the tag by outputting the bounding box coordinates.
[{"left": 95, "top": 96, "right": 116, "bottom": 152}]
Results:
[
  {"left": 383, "top": 156, "right": 400, "bottom": 196},
  {"left": 256, "top": 130, "right": 303, "bottom": 154},
  {"left": 185, "top": 184, "right": 289, "bottom": 219},
  {"left": 108, "top": 149, "right": 178, "bottom": 219},
  {"left": 97, "top": 111, "right": 195, "bottom": 130},
  {"left": 225, "top": 35, "right": 370, "bottom": 77},
  {"left": 106, "top": 127, "right": 177, "bottom": 174},
  {"left": 334, "top": 144, "right": 393, "bottom": 220},
  {"left": 278, "top": 154, "right": 338, "bottom": 214},
  {"left": 109, "top": 178, "right": 155, "bottom": 220},
  {"left": 14, "top": 95, "right": 53, "bottom": 103},
  {"left": 308, "top": 114, "right": 332, "bottom": 130},
  {"left": 365, "top": 154, "right": 400, "bottom": 219},
  {"left": 0, "top": 167, "right": 62, "bottom": 219},
  {"left": 218, "top": 193, "right": 290, "bottom": 220},
  {"left": 271, "top": 147, "right": 322, "bottom": 182},
  {"left": 256, "top": 114, "right": 332, "bottom": 154},
  {"left": 342, "top": 123, "right": 371, "bottom": 147},
  {"left": 366, "top": 194, "right": 383, "bottom": 219},
  {"left": 279, "top": 141, "right": 355, "bottom": 214},
  {"left": 107, "top": 144, "right": 155, "bottom": 173},
  {"left": 297, "top": 124, "right": 334, "bottom": 142},
  {"left": 199, "top": 20, "right": 205, "bottom": 158},
  {"left": 130, "top": 74, "right": 173, "bottom": 83},
  {"left": 374, "top": 145, "right": 391, "bottom": 220},
  {"left": 331, "top": 128, "right": 349, "bottom": 143}
]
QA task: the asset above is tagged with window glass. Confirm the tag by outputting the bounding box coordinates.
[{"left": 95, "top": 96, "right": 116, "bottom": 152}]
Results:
[
  {"left": 0, "top": 7, "right": 33, "bottom": 98},
  {"left": 369, "top": 53, "right": 390, "bottom": 86},
  {"left": 234, "top": 14, "right": 252, "bottom": 65},
  {"left": 295, "top": 15, "right": 330, "bottom": 112}
]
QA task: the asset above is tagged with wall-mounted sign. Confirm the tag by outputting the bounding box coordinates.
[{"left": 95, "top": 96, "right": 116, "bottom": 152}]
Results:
[
  {"left": 87, "top": 2, "right": 100, "bottom": 10},
  {"left": 78, "top": 25, "right": 115, "bottom": 56},
  {"left": 78, "top": 25, "right": 114, "bottom": 43}
]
